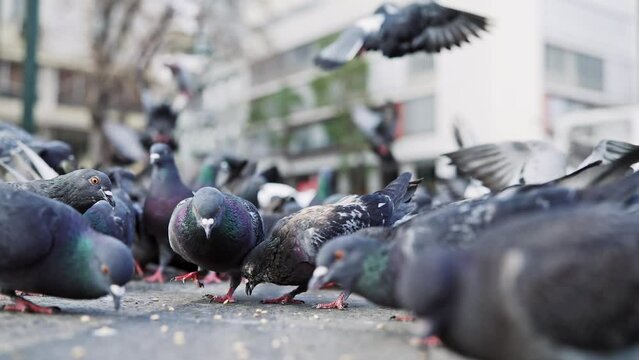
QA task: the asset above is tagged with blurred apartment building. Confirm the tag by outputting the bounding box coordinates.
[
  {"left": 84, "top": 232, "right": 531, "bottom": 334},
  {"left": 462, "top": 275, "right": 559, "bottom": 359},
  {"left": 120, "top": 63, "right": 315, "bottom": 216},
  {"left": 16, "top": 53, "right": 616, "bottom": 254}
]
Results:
[
  {"left": 0, "top": 0, "right": 102, "bottom": 152},
  {"left": 199, "top": 0, "right": 638, "bottom": 193},
  {"left": 0, "top": 0, "right": 191, "bottom": 159}
]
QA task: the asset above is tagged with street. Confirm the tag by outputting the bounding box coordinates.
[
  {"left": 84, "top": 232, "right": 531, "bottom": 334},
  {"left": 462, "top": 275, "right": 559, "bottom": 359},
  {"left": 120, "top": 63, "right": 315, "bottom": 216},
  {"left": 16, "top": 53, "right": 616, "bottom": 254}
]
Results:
[{"left": 0, "top": 280, "right": 467, "bottom": 360}]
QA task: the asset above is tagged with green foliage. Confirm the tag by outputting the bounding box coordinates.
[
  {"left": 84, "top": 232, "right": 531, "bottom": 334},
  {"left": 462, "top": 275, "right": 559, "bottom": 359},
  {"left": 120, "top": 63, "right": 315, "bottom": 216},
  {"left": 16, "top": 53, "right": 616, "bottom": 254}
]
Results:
[
  {"left": 310, "top": 58, "right": 369, "bottom": 107},
  {"left": 249, "top": 86, "right": 303, "bottom": 124}
]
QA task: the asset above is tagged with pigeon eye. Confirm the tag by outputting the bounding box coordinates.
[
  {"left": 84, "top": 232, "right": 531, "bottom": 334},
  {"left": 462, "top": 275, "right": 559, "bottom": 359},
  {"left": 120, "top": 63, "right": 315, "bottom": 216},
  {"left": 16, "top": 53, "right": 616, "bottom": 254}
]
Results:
[
  {"left": 89, "top": 176, "right": 101, "bottom": 185},
  {"left": 101, "top": 264, "right": 110, "bottom": 274},
  {"left": 334, "top": 250, "right": 345, "bottom": 260}
]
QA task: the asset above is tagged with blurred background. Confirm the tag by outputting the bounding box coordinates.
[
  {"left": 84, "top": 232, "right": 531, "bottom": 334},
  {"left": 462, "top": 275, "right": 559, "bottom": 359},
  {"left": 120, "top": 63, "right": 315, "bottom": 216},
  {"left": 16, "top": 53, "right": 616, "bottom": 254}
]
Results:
[{"left": 2, "top": 0, "right": 638, "bottom": 194}]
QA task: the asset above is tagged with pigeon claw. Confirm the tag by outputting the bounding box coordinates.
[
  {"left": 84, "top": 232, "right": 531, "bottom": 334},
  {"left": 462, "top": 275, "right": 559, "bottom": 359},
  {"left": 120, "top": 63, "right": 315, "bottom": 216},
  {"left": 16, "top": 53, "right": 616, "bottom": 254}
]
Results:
[
  {"left": 2, "top": 297, "right": 60, "bottom": 314},
  {"left": 134, "top": 261, "right": 145, "bottom": 277},
  {"left": 172, "top": 272, "right": 203, "bottom": 288},
  {"left": 418, "top": 336, "right": 443, "bottom": 348},
  {"left": 390, "top": 314, "right": 416, "bottom": 322},
  {"left": 204, "top": 294, "right": 236, "bottom": 304},
  {"left": 315, "top": 299, "right": 348, "bottom": 310},
  {"left": 260, "top": 294, "right": 305, "bottom": 305},
  {"left": 200, "top": 272, "right": 223, "bottom": 285},
  {"left": 144, "top": 268, "right": 165, "bottom": 283}
]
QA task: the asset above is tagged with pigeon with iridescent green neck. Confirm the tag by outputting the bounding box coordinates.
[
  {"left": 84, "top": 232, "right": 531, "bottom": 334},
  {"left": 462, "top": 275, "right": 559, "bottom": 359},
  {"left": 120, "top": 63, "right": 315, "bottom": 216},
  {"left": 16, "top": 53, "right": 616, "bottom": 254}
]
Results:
[
  {"left": 169, "top": 187, "right": 264, "bottom": 303},
  {"left": 0, "top": 184, "right": 133, "bottom": 314}
]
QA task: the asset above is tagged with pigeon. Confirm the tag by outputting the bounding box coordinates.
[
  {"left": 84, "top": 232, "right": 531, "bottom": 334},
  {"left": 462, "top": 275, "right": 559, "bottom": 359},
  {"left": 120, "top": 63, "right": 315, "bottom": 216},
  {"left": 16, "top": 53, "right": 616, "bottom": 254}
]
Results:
[
  {"left": 140, "top": 104, "right": 179, "bottom": 151},
  {"left": 242, "top": 172, "right": 419, "bottom": 309},
  {"left": 8, "top": 169, "right": 115, "bottom": 213},
  {"left": 0, "top": 184, "right": 134, "bottom": 313},
  {"left": 0, "top": 122, "right": 76, "bottom": 174},
  {"left": 83, "top": 194, "right": 136, "bottom": 248},
  {"left": 168, "top": 187, "right": 264, "bottom": 303},
  {"left": 142, "top": 143, "right": 193, "bottom": 283},
  {"left": 83, "top": 200, "right": 126, "bottom": 243},
  {"left": 309, "top": 150, "right": 639, "bottom": 310},
  {"left": 444, "top": 139, "right": 638, "bottom": 192},
  {"left": 397, "top": 205, "right": 639, "bottom": 360},
  {"left": 310, "top": 234, "right": 401, "bottom": 309},
  {"left": 315, "top": 1, "right": 488, "bottom": 70}
]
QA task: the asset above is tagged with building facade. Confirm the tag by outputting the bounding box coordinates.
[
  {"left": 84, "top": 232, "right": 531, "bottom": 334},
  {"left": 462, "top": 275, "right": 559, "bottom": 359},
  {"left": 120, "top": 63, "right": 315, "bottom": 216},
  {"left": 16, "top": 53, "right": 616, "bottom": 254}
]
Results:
[{"left": 188, "top": 0, "right": 639, "bottom": 192}]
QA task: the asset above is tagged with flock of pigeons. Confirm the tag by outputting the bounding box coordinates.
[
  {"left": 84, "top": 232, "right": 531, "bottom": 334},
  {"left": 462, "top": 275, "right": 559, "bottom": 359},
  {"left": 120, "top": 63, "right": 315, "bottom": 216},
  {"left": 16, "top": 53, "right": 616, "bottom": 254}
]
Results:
[{"left": 1, "top": 1, "right": 637, "bottom": 360}]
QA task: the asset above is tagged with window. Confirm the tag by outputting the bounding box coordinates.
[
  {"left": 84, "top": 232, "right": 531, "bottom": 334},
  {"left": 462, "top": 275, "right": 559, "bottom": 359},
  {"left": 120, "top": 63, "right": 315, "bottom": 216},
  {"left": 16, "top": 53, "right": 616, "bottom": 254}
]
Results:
[
  {"left": 287, "top": 122, "right": 332, "bottom": 155},
  {"left": 0, "top": 61, "right": 23, "bottom": 98},
  {"left": 402, "top": 96, "right": 435, "bottom": 134},
  {"left": 250, "top": 43, "right": 317, "bottom": 86},
  {"left": 576, "top": 53, "right": 603, "bottom": 90},
  {"left": 58, "top": 69, "right": 87, "bottom": 106},
  {"left": 545, "top": 44, "right": 604, "bottom": 91},
  {"left": 546, "top": 95, "right": 594, "bottom": 123}
]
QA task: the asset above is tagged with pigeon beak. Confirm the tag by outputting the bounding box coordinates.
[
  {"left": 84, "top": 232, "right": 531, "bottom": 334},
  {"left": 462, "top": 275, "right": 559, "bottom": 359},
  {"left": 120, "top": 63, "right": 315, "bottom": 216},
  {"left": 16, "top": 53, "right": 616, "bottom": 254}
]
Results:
[
  {"left": 102, "top": 189, "right": 115, "bottom": 208},
  {"left": 308, "top": 266, "right": 329, "bottom": 290},
  {"left": 149, "top": 153, "right": 160, "bottom": 164},
  {"left": 200, "top": 218, "right": 215, "bottom": 239},
  {"left": 110, "top": 284, "right": 125, "bottom": 311}
]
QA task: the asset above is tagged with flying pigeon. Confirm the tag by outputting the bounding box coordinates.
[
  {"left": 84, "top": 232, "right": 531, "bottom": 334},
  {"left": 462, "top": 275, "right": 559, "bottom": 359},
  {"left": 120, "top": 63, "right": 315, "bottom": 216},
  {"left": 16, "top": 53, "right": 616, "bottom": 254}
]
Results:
[
  {"left": 0, "top": 184, "right": 133, "bottom": 313},
  {"left": 169, "top": 187, "right": 264, "bottom": 303},
  {"left": 315, "top": 1, "right": 488, "bottom": 70},
  {"left": 444, "top": 139, "right": 638, "bottom": 192},
  {"left": 242, "top": 172, "right": 419, "bottom": 309},
  {"left": 142, "top": 143, "right": 194, "bottom": 283},
  {"left": 8, "top": 169, "right": 115, "bottom": 213},
  {"left": 397, "top": 205, "right": 639, "bottom": 360}
]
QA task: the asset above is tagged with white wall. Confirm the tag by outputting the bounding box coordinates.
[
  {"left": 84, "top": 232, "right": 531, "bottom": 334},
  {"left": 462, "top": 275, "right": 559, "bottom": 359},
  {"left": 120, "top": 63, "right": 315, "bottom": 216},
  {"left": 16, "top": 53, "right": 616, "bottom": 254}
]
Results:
[{"left": 544, "top": 0, "right": 638, "bottom": 104}]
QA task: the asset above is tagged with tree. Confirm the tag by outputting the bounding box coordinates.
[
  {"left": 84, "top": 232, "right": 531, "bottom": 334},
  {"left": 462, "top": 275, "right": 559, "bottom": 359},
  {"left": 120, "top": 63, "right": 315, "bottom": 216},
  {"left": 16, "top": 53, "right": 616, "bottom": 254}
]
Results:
[{"left": 88, "top": 0, "right": 175, "bottom": 165}]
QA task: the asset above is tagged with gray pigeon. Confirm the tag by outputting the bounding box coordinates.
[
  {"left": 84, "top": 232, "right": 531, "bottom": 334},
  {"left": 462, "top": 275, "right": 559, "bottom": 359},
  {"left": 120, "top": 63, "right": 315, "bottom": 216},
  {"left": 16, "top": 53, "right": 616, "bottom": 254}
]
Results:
[
  {"left": 169, "top": 187, "right": 264, "bottom": 303},
  {"left": 8, "top": 169, "right": 115, "bottom": 213},
  {"left": 398, "top": 205, "right": 639, "bottom": 360},
  {"left": 142, "top": 143, "right": 193, "bottom": 283},
  {"left": 444, "top": 139, "right": 638, "bottom": 192},
  {"left": 309, "top": 151, "right": 639, "bottom": 311},
  {"left": 0, "top": 184, "right": 133, "bottom": 313},
  {"left": 242, "top": 172, "right": 419, "bottom": 309},
  {"left": 315, "top": 1, "right": 488, "bottom": 70}
]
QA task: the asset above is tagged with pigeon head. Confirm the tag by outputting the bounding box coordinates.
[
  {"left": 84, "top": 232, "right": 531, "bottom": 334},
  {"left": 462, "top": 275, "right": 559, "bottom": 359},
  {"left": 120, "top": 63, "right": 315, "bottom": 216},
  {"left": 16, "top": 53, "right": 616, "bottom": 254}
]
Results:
[
  {"left": 241, "top": 241, "right": 271, "bottom": 295},
  {"left": 309, "top": 235, "right": 382, "bottom": 291},
  {"left": 397, "top": 247, "right": 460, "bottom": 320},
  {"left": 52, "top": 169, "right": 115, "bottom": 212},
  {"left": 192, "top": 187, "right": 225, "bottom": 239},
  {"left": 89, "top": 231, "right": 135, "bottom": 310},
  {"left": 83, "top": 200, "right": 125, "bottom": 241},
  {"left": 149, "top": 143, "right": 174, "bottom": 166}
]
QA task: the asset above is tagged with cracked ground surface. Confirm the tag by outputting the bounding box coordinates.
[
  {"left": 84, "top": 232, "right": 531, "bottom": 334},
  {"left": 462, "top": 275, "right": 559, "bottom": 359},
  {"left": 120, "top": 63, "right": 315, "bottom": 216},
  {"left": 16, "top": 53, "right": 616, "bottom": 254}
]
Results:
[{"left": 0, "top": 280, "right": 469, "bottom": 360}]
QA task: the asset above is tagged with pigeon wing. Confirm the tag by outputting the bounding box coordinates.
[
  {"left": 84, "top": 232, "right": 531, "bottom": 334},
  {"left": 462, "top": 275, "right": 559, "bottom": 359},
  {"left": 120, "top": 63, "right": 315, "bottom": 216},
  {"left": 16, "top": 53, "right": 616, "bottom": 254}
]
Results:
[
  {"left": 314, "top": 14, "right": 384, "bottom": 70},
  {"left": 444, "top": 142, "right": 533, "bottom": 191},
  {"left": 514, "top": 219, "right": 639, "bottom": 351},
  {"left": 0, "top": 189, "right": 57, "bottom": 269},
  {"left": 577, "top": 139, "right": 639, "bottom": 169},
  {"left": 409, "top": 2, "right": 488, "bottom": 53}
]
